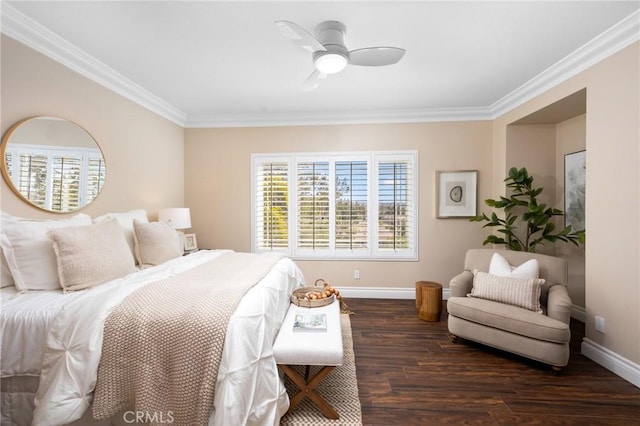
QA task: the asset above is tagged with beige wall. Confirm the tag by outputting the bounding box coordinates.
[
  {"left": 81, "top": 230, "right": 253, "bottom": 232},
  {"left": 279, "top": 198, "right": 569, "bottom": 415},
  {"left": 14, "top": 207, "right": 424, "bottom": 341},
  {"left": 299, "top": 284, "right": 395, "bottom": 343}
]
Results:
[
  {"left": 493, "top": 43, "right": 639, "bottom": 364},
  {"left": 555, "top": 115, "right": 586, "bottom": 309},
  {"left": 185, "top": 122, "right": 493, "bottom": 289},
  {"left": 506, "top": 124, "right": 557, "bottom": 213},
  {"left": 0, "top": 36, "right": 185, "bottom": 220}
]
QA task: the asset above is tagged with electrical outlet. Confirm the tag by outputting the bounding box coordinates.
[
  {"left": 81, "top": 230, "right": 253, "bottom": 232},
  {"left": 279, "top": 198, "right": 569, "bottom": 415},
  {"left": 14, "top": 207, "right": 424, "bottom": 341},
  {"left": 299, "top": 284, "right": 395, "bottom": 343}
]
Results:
[
  {"left": 595, "top": 316, "right": 606, "bottom": 333},
  {"left": 354, "top": 269, "right": 360, "bottom": 280}
]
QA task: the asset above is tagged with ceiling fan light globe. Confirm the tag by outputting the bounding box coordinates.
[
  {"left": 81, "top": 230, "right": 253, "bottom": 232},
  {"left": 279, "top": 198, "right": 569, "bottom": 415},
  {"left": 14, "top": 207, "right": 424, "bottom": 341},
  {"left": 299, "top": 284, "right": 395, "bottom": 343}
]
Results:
[{"left": 314, "top": 52, "right": 348, "bottom": 74}]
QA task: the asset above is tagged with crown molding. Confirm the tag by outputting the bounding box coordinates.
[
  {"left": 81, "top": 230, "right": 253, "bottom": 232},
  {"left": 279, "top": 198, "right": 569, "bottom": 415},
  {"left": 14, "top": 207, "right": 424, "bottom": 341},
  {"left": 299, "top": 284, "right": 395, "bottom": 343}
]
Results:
[
  {"left": 184, "top": 106, "right": 492, "bottom": 128},
  {"left": 2, "top": 4, "right": 638, "bottom": 128},
  {"left": 0, "top": 4, "right": 188, "bottom": 126},
  {"left": 490, "top": 9, "right": 640, "bottom": 119}
]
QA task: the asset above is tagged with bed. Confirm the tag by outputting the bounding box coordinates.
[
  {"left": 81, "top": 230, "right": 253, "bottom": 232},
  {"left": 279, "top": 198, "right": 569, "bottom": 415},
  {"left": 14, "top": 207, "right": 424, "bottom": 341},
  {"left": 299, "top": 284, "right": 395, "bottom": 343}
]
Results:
[{"left": 0, "top": 210, "right": 305, "bottom": 426}]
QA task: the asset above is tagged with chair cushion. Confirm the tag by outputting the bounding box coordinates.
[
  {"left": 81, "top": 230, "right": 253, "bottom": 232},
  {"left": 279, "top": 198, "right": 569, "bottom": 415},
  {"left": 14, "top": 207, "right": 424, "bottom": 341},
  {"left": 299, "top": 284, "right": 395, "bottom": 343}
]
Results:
[
  {"left": 447, "top": 296, "right": 570, "bottom": 344},
  {"left": 273, "top": 301, "right": 343, "bottom": 366}
]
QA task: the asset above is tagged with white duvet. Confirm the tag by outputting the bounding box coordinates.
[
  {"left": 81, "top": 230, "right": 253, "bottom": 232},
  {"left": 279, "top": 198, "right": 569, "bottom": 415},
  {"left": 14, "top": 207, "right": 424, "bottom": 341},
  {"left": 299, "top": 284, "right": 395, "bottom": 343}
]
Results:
[{"left": 21, "top": 250, "right": 304, "bottom": 426}]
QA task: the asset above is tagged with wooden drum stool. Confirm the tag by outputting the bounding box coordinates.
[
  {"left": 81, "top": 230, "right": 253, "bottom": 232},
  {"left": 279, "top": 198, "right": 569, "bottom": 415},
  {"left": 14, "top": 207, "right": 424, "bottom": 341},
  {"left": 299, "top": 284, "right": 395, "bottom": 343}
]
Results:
[{"left": 415, "top": 281, "right": 443, "bottom": 322}]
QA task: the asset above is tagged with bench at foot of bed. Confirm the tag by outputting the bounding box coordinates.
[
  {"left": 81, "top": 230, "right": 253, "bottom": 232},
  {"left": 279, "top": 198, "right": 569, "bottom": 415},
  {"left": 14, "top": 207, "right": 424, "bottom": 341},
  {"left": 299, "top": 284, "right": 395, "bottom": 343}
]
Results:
[{"left": 273, "top": 299, "right": 343, "bottom": 419}]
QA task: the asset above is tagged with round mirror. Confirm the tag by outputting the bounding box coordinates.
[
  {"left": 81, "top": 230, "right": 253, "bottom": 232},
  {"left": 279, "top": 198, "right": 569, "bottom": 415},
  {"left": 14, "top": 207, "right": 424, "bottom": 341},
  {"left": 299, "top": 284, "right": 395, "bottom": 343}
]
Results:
[{"left": 1, "top": 116, "right": 106, "bottom": 213}]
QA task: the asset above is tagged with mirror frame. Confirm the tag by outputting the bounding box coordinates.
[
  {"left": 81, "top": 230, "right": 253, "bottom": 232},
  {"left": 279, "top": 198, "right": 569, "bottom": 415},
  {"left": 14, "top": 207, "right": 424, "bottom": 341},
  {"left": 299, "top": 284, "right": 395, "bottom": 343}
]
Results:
[{"left": 1, "top": 116, "right": 106, "bottom": 213}]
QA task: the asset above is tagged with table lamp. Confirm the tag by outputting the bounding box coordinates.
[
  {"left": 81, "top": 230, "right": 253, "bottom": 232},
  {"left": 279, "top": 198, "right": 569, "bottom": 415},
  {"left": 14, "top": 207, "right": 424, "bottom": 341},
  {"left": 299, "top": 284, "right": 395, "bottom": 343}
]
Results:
[{"left": 158, "top": 208, "right": 192, "bottom": 252}]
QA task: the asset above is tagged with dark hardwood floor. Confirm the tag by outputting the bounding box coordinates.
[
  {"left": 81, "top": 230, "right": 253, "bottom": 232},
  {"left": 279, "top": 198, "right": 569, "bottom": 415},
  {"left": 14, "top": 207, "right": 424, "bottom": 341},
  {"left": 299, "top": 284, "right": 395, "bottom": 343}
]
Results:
[{"left": 347, "top": 298, "right": 640, "bottom": 425}]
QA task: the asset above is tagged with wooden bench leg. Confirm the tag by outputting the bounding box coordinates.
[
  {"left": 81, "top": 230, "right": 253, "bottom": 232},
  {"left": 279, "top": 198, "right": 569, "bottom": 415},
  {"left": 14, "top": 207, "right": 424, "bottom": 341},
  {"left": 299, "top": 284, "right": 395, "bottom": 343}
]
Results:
[{"left": 280, "top": 364, "right": 339, "bottom": 420}]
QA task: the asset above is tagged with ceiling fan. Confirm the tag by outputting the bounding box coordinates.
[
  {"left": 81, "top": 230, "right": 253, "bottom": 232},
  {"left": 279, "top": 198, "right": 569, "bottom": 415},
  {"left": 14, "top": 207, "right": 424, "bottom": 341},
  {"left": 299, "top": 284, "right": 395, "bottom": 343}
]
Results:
[{"left": 275, "top": 20, "right": 406, "bottom": 91}]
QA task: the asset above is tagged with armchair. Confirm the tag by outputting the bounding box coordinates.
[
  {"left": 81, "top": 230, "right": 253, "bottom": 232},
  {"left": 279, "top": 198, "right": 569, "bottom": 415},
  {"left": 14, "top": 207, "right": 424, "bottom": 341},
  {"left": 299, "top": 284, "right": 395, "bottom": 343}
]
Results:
[{"left": 447, "top": 249, "right": 572, "bottom": 372}]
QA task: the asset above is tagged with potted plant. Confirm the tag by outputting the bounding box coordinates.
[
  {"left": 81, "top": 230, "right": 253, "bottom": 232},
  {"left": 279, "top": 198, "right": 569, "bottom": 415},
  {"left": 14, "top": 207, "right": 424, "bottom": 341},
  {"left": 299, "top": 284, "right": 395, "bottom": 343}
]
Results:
[{"left": 471, "top": 167, "right": 585, "bottom": 252}]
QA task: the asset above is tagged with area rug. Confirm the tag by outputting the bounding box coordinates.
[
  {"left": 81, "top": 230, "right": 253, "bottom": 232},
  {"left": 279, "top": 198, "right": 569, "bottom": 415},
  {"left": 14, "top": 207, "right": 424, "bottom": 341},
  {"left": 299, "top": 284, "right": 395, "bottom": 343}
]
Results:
[{"left": 279, "top": 314, "right": 363, "bottom": 426}]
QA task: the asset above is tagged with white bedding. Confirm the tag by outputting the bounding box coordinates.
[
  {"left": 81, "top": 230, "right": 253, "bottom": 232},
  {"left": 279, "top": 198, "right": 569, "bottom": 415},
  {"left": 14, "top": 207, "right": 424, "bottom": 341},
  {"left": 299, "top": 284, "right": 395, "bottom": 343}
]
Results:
[
  {"left": 1, "top": 249, "right": 305, "bottom": 426},
  {"left": 1, "top": 285, "right": 85, "bottom": 377}
]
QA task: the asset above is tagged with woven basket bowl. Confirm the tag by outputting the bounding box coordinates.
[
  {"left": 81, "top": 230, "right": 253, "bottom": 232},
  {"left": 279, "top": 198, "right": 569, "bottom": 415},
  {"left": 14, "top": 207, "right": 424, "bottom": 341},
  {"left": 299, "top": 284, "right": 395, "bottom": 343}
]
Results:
[{"left": 290, "top": 286, "right": 335, "bottom": 308}]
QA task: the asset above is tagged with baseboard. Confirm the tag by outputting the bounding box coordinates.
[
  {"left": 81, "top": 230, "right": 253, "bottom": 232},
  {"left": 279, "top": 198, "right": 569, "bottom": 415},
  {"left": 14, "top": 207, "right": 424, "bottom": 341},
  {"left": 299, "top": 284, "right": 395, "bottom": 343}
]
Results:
[
  {"left": 342, "top": 287, "right": 584, "bottom": 319},
  {"left": 581, "top": 338, "right": 640, "bottom": 388},
  {"left": 571, "top": 304, "right": 586, "bottom": 322},
  {"left": 339, "top": 286, "right": 451, "bottom": 300}
]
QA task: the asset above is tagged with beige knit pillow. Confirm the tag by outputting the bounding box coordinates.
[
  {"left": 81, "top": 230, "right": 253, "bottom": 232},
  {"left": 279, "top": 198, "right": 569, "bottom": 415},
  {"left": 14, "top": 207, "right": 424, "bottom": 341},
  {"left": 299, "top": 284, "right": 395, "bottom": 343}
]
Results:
[
  {"left": 48, "top": 219, "right": 136, "bottom": 292},
  {"left": 133, "top": 219, "right": 181, "bottom": 268},
  {"left": 469, "top": 270, "right": 545, "bottom": 313}
]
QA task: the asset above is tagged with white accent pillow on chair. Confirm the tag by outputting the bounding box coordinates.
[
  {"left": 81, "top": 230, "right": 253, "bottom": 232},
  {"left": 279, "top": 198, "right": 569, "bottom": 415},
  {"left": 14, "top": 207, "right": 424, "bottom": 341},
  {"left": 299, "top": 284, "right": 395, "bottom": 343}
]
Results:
[{"left": 489, "top": 252, "right": 539, "bottom": 279}]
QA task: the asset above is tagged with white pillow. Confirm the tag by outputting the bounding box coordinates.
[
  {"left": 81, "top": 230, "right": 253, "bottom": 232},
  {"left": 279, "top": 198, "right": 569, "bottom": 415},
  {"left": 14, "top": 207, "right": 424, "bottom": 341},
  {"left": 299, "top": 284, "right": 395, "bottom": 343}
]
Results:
[
  {"left": 48, "top": 219, "right": 137, "bottom": 292},
  {"left": 133, "top": 219, "right": 181, "bottom": 269},
  {"left": 489, "top": 252, "right": 539, "bottom": 279},
  {"left": 93, "top": 209, "right": 148, "bottom": 263},
  {"left": 0, "top": 211, "right": 92, "bottom": 291},
  {"left": 469, "top": 270, "right": 545, "bottom": 313},
  {"left": 1, "top": 251, "right": 14, "bottom": 288}
]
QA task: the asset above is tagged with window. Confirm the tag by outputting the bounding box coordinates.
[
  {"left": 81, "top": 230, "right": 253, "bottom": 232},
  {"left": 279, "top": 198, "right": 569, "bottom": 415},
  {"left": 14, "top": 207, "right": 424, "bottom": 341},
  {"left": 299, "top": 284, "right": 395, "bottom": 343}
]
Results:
[
  {"left": 252, "top": 151, "right": 417, "bottom": 260},
  {"left": 5, "top": 144, "right": 105, "bottom": 212}
]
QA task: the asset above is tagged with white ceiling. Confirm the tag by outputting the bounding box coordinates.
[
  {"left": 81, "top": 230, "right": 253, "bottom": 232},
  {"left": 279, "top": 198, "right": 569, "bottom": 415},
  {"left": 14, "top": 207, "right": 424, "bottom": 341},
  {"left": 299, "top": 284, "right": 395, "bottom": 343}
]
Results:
[{"left": 3, "top": 1, "right": 639, "bottom": 127}]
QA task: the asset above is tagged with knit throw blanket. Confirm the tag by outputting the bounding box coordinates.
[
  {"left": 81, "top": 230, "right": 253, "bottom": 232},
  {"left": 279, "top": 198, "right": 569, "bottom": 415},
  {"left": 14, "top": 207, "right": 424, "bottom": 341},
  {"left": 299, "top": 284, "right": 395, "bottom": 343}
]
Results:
[{"left": 92, "top": 252, "right": 283, "bottom": 426}]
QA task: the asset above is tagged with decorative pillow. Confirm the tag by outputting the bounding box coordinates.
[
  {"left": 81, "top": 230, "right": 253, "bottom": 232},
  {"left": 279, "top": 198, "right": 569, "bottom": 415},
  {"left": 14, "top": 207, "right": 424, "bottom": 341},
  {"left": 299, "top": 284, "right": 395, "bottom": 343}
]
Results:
[
  {"left": 0, "top": 211, "right": 92, "bottom": 291},
  {"left": 48, "top": 219, "right": 137, "bottom": 292},
  {"left": 93, "top": 209, "right": 148, "bottom": 263},
  {"left": 469, "top": 270, "right": 545, "bottom": 313},
  {"left": 133, "top": 219, "right": 181, "bottom": 269},
  {"left": 489, "top": 252, "right": 539, "bottom": 279}
]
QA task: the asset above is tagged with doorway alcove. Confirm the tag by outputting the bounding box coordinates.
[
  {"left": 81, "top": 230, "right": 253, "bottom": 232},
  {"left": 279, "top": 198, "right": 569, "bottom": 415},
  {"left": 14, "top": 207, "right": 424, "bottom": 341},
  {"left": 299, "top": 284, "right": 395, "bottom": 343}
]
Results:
[{"left": 505, "top": 88, "right": 586, "bottom": 320}]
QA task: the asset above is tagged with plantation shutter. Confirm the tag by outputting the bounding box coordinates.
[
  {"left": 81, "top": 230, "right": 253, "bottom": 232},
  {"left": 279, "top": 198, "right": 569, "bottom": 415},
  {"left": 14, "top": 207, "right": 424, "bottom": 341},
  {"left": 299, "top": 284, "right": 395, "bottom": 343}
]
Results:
[
  {"left": 87, "top": 155, "right": 106, "bottom": 204},
  {"left": 17, "top": 153, "right": 48, "bottom": 209},
  {"left": 297, "top": 161, "right": 330, "bottom": 249},
  {"left": 50, "top": 155, "right": 82, "bottom": 212},
  {"left": 377, "top": 158, "right": 415, "bottom": 251},
  {"left": 254, "top": 161, "right": 289, "bottom": 250},
  {"left": 4, "top": 151, "right": 12, "bottom": 180},
  {"left": 335, "top": 161, "right": 368, "bottom": 250}
]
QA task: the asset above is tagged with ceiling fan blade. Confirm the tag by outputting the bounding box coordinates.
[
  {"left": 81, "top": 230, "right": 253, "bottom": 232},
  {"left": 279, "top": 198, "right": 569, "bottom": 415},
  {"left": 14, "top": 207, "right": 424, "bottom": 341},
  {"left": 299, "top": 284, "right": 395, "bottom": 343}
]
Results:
[
  {"left": 275, "top": 20, "right": 326, "bottom": 53},
  {"left": 348, "top": 47, "right": 406, "bottom": 66},
  {"left": 302, "top": 69, "right": 327, "bottom": 92}
]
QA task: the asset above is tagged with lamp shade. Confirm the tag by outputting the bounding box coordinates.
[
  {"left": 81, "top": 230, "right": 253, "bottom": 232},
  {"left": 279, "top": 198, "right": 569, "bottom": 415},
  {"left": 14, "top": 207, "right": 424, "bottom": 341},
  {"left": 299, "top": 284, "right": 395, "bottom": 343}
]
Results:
[{"left": 158, "top": 208, "right": 191, "bottom": 230}]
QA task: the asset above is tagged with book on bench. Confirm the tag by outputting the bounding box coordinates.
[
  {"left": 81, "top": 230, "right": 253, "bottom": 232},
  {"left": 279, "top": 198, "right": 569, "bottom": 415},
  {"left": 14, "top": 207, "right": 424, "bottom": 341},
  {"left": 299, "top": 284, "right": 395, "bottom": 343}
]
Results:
[{"left": 293, "top": 313, "right": 327, "bottom": 332}]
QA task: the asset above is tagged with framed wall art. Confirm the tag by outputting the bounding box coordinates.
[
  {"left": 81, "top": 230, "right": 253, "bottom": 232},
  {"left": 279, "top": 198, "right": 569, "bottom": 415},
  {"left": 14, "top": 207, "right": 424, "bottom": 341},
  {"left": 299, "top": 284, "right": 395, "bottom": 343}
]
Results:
[
  {"left": 436, "top": 170, "right": 478, "bottom": 218},
  {"left": 564, "top": 150, "right": 586, "bottom": 231}
]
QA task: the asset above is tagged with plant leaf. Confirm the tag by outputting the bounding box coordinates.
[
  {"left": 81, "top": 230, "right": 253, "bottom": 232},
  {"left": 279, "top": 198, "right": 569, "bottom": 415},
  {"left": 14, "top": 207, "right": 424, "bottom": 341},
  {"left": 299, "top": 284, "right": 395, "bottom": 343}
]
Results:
[{"left": 470, "top": 166, "right": 584, "bottom": 252}]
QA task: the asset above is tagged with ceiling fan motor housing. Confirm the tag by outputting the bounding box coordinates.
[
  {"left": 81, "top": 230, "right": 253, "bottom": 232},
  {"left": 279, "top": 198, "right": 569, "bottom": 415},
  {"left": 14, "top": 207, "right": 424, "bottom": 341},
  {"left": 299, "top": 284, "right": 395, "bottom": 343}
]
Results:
[{"left": 313, "top": 21, "right": 349, "bottom": 73}]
